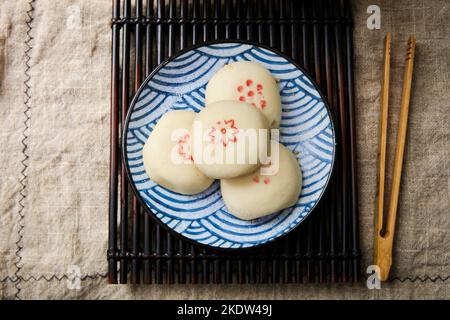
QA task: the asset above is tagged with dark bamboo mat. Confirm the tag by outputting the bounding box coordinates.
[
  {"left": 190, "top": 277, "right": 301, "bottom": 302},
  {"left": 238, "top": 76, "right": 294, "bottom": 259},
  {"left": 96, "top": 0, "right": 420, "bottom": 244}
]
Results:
[{"left": 108, "top": 0, "right": 360, "bottom": 284}]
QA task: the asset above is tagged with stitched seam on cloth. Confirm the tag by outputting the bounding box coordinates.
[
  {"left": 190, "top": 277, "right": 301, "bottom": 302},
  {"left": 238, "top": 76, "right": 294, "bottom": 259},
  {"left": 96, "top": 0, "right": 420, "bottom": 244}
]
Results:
[
  {"left": 4, "top": 274, "right": 448, "bottom": 283},
  {"left": 389, "top": 275, "right": 450, "bottom": 283},
  {"left": 1, "top": 276, "right": 18, "bottom": 283},
  {"left": 1, "top": 273, "right": 108, "bottom": 283},
  {"left": 14, "top": 0, "right": 35, "bottom": 300},
  {"left": 19, "top": 273, "right": 108, "bottom": 281},
  {"left": 361, "top": 273, "right": 450, "bottom": 283}
]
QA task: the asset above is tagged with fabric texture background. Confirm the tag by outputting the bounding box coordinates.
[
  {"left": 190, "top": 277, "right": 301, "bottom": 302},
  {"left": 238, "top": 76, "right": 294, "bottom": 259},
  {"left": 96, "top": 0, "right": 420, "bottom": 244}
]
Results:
[{"left": 0, "top": 0, "right": 449, "bottom": 299}]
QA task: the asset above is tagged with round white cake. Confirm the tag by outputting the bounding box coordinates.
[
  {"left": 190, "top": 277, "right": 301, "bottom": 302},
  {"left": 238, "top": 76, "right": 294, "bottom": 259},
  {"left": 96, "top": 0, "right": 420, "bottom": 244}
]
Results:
[
  {"left": 205, "top": 61, "right": 282, "bottom": 128},
  {"left": 142, "top": 110, "right": 214, "bottom": 195},
  {"left": 220, "top": 143, "right": 302, "bottom": 220},
  {"left": 191, "top": 100, "right": 270, "bottom": 179}
]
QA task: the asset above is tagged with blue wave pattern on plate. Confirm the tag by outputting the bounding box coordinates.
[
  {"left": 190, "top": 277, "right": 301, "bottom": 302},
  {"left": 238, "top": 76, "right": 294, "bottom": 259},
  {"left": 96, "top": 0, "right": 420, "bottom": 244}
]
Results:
[{"left": 125, "top": 43, "right": 335, "bottom": 248}]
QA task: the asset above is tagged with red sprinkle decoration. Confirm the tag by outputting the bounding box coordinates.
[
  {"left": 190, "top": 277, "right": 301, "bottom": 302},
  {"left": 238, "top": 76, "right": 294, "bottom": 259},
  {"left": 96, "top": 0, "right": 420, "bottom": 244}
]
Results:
[
  {"left": 253, "top": 176, "right": 260, "bottom": 183},
  {"left": 264, "top": 178, "right": 270, "bottom": 184},
  {"left": 260, "top": 100, "right": 267, "bottom": 109},
  {"left": 237, "top": 80, "right": 267, "bottom": 109},
  {"left": 209, "top": 119, "right": 239, "bottom": 147},
  {"left": 177, "top": 134, "right": 192, "bottom": 161}
]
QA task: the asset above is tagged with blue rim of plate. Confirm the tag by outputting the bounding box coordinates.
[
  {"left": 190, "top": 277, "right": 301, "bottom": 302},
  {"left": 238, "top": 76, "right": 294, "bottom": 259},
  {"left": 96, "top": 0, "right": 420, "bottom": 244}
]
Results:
[{"left": 122, "top": 39, "right": 336, "bottom": 251}]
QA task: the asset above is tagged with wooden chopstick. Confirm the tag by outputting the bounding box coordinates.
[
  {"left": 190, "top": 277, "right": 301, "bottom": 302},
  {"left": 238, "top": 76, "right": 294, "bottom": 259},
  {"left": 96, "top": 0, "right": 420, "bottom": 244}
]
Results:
[
  {"left": 374, "top": 35, "right": 416, "bottom": 281},
  {"left": 374, "top": 32, "right": 391, "bottom": 268}
]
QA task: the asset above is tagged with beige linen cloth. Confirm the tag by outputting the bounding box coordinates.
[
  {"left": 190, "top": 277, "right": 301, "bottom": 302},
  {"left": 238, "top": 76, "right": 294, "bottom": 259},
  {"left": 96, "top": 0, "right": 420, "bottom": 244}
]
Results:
[{"left": 0, "top": 0, "right": 449, "bottom": 299}]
